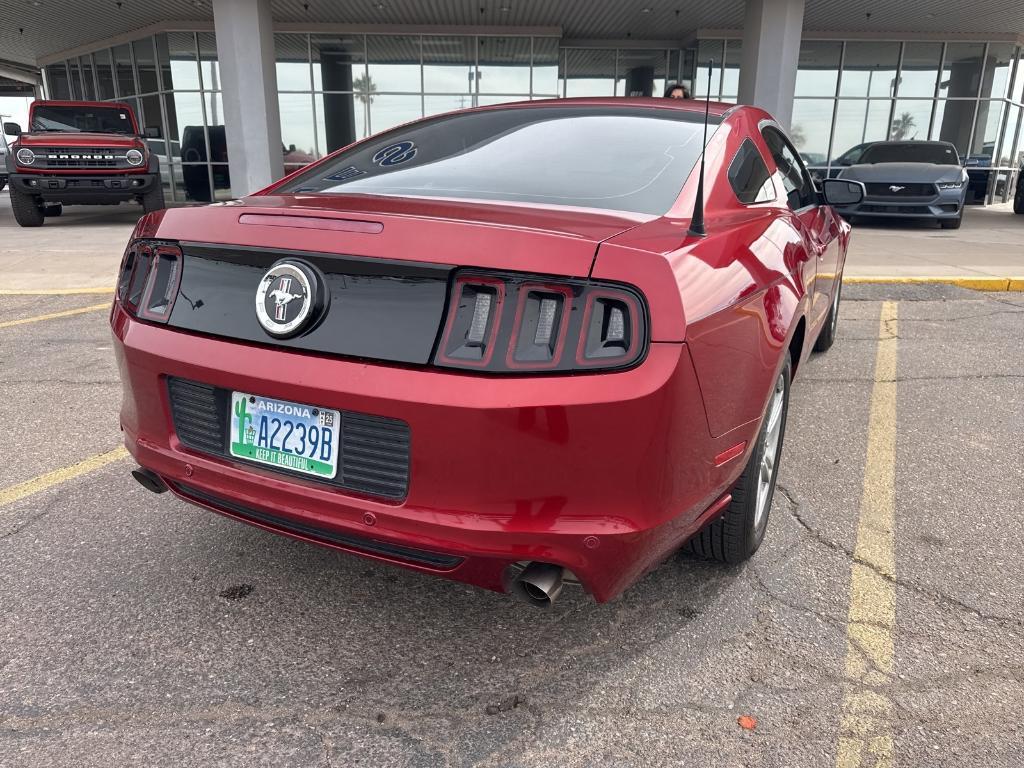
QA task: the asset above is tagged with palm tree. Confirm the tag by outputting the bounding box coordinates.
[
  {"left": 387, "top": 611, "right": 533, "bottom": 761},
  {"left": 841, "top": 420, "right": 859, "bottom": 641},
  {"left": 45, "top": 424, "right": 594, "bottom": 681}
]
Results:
[
  {"left": 353, "top": 73, "right": 377, "bottom": 137},
  {"left": 890, "top": 112, "right": 917, "bottom": 141}
]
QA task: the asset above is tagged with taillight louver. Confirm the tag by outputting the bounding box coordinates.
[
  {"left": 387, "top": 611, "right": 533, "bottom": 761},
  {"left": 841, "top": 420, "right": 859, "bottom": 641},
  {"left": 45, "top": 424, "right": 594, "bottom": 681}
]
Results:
[
  {"left": 116, "top": 240, "right": 183, "bottom": 324},
  {"left": 437, "top": 271, "right": 646, "bottom": 374}
]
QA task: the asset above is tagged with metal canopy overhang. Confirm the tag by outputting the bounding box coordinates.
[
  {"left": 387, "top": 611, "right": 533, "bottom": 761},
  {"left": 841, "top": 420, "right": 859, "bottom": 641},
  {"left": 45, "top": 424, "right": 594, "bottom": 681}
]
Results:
[{"left": 3, "top": 0, "right": 1024, "bottom": 68}]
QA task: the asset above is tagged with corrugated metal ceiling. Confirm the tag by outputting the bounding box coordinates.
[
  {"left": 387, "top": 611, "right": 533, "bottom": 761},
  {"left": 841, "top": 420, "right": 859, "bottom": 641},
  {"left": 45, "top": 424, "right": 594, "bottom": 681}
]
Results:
[{"left": 1, "top": 0, "right": 1022, "bottom": 66}]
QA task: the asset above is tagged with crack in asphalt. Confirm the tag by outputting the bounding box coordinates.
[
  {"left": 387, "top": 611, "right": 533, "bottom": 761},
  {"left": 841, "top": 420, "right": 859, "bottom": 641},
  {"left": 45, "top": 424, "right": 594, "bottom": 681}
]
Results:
[{"left": 775, "top": 484, "right": 1021, "bottom": 628}]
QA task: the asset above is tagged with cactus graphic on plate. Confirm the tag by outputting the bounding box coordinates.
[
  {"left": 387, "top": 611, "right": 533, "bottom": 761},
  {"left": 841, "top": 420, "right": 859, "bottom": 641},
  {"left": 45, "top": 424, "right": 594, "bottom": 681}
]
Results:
[{"left": 234, "top": 397, "right": 253, "bottom": 445}]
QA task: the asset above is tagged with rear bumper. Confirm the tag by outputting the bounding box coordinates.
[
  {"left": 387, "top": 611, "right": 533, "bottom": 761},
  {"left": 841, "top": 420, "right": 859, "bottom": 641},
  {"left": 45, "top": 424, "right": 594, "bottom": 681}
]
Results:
[
  {"left": 112, "top": 305, "right": 743, "bottom": 603},
  {"left": 10, "top": 172, "right": 157, "bottom": 202}
]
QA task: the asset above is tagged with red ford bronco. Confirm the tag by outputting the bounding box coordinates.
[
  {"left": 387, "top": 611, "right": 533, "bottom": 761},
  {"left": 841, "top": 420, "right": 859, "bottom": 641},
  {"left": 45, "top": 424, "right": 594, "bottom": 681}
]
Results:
[{"left": 3, "top": 100, "right": 164, "bottom": 227}]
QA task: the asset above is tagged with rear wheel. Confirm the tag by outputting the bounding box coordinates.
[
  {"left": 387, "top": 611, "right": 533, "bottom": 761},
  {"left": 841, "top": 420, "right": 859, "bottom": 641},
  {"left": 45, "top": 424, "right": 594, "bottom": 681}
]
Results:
[
  {"left": 1013, "top": 188, "right": 1024, "bottom": 214},
  {"left": 687, "top": 354, "right": 792, "bottom": 563},
  {"left": 814, "top": 279, "right": 842, "bottom": 352},
  {"left": 10, "top": 187, "right": 44, "bottom": 227},
  {"left": 140, "top": 184, "right": 166, "bottom": 214}
]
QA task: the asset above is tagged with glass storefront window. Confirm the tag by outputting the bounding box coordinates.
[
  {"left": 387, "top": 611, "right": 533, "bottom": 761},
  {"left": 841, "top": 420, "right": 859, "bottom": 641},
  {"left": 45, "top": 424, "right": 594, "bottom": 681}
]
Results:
[
  {"left": 564, "top": 49, "right": 615, "bottom": 97},
  {"left": 897, "top": 42, "right": 942, "bottom": 98},
  {"left": 67, "top": 59, "right": 83, "bottom": 99},
  {"left": 614, "top": 49, "right": 667, "bottom": 98},
  {"left": 790, "top": 99, "right": 835, "bottom": 164},
  {"left": 721, "top": 40, "right": 742, "bottom": 100},
  {"left": 315, "top": 92, "right": 368, "bottom": 154},
  {"left": 133, "top": 37, "right": 159, "bottom": 94},
  {"left": 931, "top": 99, "right": 975, "bottom": 156},
  {"left": 313, "top": 35, "right": 366, "bottom": 92},
  {"left": 165, "top": 33, "right": 200, "bottom": 92},
  {"left": 423, "top": 36, "right": 476, "bottom": 94},
  {"left": 795, "top": 41, "right": 841, "bottom": 98},
  {"left": 478, "top": 37, "right": 531, "bottom": 94},
  {"left": 94, "top": 48, "right": 116, "bottom": 100},
  {"left": 276, "top": 34, "right": 312, "bottom": 91},
  {"left": 197, "top": 32, "right": 220, "bottom": 91},
  {"left": 840, "top": 41, "right": 900, "bottom": 98},
  {"left": 694, "top": 39, "right": 724, "bottom": 98},
  {"left": 113, "top": 43, "right": 135, "bottom": 96},
  {"left": 832, "top": 99, "right": 892, "bottom": 158},
  {"left": 45, "top": 63, "right": 71, "bottom": 100},
  {"left": 79, "top": 56, "right": 96, "bottom": 100},
  {"left": 940, "top": 43, "right": 985, "bottom": 98},
  {"left": 1011, "top": 50, "right": 1024, "bottom": 104},
  {"left": 371, "top": 94, "right": 423, "bottom": 133},
  {"left": 982, "top": 43, "right": 1016, "bottom": 100},
  {"left": 890, "top": 100, "right": 933, "bottom": 141},
  {"left": 972, "top": 100, "right": 1004, "bottom": 159},
  {"left": 532, "top": 38, "right": 560, "bottom": 96},
  {"left": 279, "top": 93, "right": 317, "bottom": 171},
  {"left": 365, "top": 35, "right": 419, "bottom": 93}
]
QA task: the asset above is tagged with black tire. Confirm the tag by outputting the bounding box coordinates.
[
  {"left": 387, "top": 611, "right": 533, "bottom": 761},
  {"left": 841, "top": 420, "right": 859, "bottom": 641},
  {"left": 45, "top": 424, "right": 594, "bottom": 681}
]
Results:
[
  {"left": 10, "top": 187, "right": 44, "bottom": 227},
  {"left": 687, "top": 353, "right": 792, "bottom": 563},
  {"left": 940, "top": 211, "right": 963, "bottom": 229},
  {"left": 1013, "top": 189, "right": 1024, "bottom": 215},
  {"left": 814, "top": 279, "right": 842, "bottom": 352},
  {"left": 43, "top": 203, "right": 62, "bottom": 217},
  {"left": 140, "top": 184, "right": 166, "bottom": 214}
]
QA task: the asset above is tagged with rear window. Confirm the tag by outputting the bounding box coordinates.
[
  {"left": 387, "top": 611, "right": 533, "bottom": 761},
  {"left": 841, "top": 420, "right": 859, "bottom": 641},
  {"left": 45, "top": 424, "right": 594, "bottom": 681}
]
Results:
[
  {"left": 279, "top": 106, "right": 720, "bottom": 216},
  {"left": 860, "top": 142, "right": 959, "bottom": 165},
  {"left": 31, "top": 105, "right": 135, "bottom": 135}
]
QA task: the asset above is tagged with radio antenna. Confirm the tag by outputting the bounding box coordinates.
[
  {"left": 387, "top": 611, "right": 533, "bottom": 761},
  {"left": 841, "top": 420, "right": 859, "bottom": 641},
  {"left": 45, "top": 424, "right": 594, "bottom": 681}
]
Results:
[{"left": 686, "top": 60, "right": 714, "bottom": 239}]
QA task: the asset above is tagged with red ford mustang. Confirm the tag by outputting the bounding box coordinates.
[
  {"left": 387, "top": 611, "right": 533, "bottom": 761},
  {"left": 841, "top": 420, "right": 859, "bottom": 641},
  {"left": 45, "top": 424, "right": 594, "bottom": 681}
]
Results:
[{"left": 112, "top": 98, "right": 864, "bottom": 606}]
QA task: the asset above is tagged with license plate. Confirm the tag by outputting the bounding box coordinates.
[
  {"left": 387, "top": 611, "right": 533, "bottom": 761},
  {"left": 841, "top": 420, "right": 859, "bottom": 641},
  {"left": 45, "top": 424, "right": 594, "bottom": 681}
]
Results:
[{"left": 229, "top": 392, "right": 340, "bottom": 479}]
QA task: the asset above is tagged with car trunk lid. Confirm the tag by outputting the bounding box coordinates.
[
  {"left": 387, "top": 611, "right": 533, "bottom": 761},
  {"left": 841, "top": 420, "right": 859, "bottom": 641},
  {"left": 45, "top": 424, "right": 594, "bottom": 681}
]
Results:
[{"left": 151, "top": 194, "right": 650, "bottom": 366}]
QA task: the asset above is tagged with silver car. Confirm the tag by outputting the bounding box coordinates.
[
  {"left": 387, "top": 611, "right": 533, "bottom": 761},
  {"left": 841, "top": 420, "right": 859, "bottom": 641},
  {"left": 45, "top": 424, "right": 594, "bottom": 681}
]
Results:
[{"left": 835, "top": 140, "right": 968, "bottom": 229}]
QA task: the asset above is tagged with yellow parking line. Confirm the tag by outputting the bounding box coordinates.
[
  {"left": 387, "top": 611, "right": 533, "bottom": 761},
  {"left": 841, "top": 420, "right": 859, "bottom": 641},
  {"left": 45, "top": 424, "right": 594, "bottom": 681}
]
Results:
[
  {"left": 843, "top": 276, "right": 1024, "bottom": 292},
  {"left": 0, "top": 302, "right": 109, "bottom": 329},
  {"left": 0, "top": 287, "right": 114, "bottom": 295},
  {"left": 0, "top": 447, "right": 128, "bottom": 507},
  {"left": 836, "top": 301, "right": 898, "bottom": 768}
]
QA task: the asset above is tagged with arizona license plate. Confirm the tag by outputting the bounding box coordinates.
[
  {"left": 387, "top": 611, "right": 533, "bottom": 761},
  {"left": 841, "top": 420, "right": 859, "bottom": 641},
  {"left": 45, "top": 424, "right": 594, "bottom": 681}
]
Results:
[{"left": 229, "top": 392, "right": 340, "bottom": 479}]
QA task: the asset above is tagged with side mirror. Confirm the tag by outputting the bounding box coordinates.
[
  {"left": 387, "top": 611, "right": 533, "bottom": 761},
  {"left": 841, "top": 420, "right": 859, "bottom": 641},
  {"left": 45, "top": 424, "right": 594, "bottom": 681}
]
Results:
[
  {"left": 145, "top": 125, "right": 162, "bottom": 139},
  {"left": 822, "top": 178, "right": 865, "bottom": 206},
  {"left": 3, "top": 122, "right": 21, "bottom": 137}
]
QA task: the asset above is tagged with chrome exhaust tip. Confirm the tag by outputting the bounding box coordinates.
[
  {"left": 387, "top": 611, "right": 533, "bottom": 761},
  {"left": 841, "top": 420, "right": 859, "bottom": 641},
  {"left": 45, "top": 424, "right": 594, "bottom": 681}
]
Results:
[
  {"left": 510, "top": 562, "right": 565, "bottom": 608},
  {"left": 131, "top": 467, "right": 168, "bottom": 494}
]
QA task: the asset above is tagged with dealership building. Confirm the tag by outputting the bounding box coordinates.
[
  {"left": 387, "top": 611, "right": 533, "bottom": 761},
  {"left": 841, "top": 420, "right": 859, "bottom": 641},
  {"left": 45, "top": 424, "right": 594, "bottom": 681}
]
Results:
[{"left": 2, "top": 0, "right": 1022, "bottom": 206}]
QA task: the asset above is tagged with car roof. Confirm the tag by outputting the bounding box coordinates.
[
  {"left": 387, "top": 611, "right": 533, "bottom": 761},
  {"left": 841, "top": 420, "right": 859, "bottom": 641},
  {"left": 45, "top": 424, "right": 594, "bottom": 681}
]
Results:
[
  {"left": 459, "top": 96, "right": 740, "bottom": 119},
  {"left": 32, "top": 99, "right": 136, "bottom": 111}
]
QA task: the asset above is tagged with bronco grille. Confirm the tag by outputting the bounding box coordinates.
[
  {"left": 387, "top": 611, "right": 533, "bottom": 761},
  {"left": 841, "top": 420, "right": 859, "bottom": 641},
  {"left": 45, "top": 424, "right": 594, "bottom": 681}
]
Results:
[
  {"left": 34, "top": 147, "right": 127, "bottom": 169},
  {"left": 864, "top": 182, "right": 937, "bottom": 198},
  {"left": 166, "top": 377, "right": 411, "bottom": 501}
]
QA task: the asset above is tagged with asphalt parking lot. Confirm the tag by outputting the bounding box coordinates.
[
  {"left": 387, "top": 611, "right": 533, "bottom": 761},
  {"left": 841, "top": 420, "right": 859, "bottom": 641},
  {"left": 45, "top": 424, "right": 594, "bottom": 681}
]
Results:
[{"left": 1, "top": 200, "right": 1023, "bottom": 766}]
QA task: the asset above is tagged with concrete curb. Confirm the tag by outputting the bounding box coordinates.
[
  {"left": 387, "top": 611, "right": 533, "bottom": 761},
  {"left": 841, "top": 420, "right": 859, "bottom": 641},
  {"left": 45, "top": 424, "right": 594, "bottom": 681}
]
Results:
[{"left": 843, "top": 276, "right": 1024, "bottom": 292}]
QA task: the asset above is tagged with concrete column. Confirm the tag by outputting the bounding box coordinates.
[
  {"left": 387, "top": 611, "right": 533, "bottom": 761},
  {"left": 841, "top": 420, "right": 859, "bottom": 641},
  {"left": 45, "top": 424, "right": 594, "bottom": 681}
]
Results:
[
  {"left": 212, "top": 0, "right": 284, "bottom": 197},
  {"left": 737, "top": 0, "right": 805, "bottom": 130}
]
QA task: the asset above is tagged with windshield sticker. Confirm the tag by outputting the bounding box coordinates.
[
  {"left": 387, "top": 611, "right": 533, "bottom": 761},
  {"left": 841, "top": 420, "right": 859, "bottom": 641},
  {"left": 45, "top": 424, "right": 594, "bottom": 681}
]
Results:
[
  {"left": 372, "top": 141, "right": 417, "bottom": 167},
  {"left": 324, "top": 165, "right": 366, "bottom": 182}
]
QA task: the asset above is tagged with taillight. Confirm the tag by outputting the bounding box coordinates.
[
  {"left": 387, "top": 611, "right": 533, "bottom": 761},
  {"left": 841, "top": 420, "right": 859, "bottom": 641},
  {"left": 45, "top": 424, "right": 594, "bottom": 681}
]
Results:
[
  {"left": 435, "top": 271, "right": 647, "bottom": 374},
  {"left": 115, "top": 240, "right": 183, "bottom": 323}
]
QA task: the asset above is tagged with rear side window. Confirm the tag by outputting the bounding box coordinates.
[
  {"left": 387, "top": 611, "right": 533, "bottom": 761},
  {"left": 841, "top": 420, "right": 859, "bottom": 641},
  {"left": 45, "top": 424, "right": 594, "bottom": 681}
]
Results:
[{"left": 728, "top": 139, "right": 775, "bottom": 204}]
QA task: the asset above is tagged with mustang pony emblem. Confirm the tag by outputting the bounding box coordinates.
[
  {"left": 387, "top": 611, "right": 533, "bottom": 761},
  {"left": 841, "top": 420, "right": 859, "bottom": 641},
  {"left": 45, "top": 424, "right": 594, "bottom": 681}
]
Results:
[
  {"left": 268, "top": 278, "right": 303, "bottom": 321},
  {"left": 254, "top": 261, "right": 319, "bottom": 338},
  {"left": 888, "top": 185, "right": 905, "bottom": 192}
]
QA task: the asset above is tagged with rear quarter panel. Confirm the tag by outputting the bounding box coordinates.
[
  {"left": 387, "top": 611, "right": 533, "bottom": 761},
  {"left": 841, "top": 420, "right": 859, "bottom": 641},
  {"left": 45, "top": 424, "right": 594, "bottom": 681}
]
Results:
[{"left": 597, "top": 107, "right": 812, "bottom": 439}]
